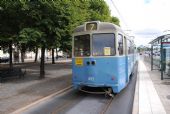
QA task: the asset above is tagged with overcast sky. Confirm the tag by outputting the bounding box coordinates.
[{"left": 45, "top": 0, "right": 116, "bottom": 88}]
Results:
[{"left": 105, "top": 0, "right": 170, "bottom": 46}]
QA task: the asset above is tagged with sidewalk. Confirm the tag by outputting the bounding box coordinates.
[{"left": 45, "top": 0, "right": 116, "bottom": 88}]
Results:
[
  {"left": 144, "top": 60, "right": 170, "bottom": 114},
  {"left": 0, "top": 61, "right": 72, "bottom": 114},
  {"left": 134, "top": 58, "right": 170, "bottom": 114},
  {"left": 138, "top": 60, "right": 166, "bottom": 114}
]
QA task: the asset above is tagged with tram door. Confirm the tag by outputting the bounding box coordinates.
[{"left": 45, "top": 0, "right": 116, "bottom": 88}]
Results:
[{"left": 73, "top": 35, "right": 91, "bottom": 83}]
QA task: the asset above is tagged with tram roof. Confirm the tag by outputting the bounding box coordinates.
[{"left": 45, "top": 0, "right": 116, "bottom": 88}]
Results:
[
  {"left": 149, "top": 34, "right": 170, "bottom": 44},
  {"left": 74, "top": 21, "right": 123, "bottom": 33}
]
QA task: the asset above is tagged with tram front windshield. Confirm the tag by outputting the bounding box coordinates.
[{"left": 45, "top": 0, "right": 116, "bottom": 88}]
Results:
[
  {"left": 74, "top": 34, "right": 90, "bottom": 57},
  {"left": 92, "top": 34, "right": 115, "bottom": 56}
]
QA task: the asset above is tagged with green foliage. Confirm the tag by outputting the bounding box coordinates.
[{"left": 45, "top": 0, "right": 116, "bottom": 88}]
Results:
[
  {"left": 111, "top": 16, "right": 120, "bottom": 26},
  {"left": 0, "top": 0, "right": 121, "bottom": 76},
  {"left": 0, "top": 1, "right": 21, "bottom": 38},
  {"left": 0, "top": 0, "right": 120, "bottom": 53},
  {"left": 88, "top": 0, "right": 111, "bottom": 22},
  {"left": 19, "top": 28, "right": 43, "bottom": 43}
]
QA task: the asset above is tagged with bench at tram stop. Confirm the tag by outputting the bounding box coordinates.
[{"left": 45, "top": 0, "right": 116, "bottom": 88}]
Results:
[{"left": 0, "top": 67, "right": 26, "bottom": 83}]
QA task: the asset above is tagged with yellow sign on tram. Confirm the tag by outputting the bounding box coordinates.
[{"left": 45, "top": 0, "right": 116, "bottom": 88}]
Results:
[
  {"left": 75, "top": 58, "right": 83, "bottom": 66},
  {"left": 104, "top": 47, "right": 111, "bottom": 56}
]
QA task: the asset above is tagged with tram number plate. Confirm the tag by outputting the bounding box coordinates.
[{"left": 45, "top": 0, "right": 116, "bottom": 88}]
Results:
[{"left": 75, "top": 58, "right": 83, "bottom": 66}]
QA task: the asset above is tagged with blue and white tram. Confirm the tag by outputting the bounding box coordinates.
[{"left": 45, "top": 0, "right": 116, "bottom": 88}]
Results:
[{"left": 72, "top": 21, "right": 137, "bottom": 93}]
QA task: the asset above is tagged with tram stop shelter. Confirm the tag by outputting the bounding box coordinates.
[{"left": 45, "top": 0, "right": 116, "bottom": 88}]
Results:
[{"left": 149, "top": 34, "right": 170, "bottom": 80}]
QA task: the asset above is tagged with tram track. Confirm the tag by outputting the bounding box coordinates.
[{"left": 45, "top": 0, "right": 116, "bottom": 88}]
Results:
[
  {"left": 50, "top": 94, "right": 77, "bottom": 114},
  {"left": 100, "top": 97, "right": 113, "bottom": 114},
  {"left": 12, "top": 80, "right": 136, "bottom": 114},
  {"left": 50, "top": 95, "right": 113, "bottom": 114},
  {"left": 49, "top": 90, "right": 114, "bottom": 114},
  {"left": 13, "top": 84, "right": 111, "bottom": 114},
  {"left": 11, "top": 85, "right": 73, "bottom": 114}
]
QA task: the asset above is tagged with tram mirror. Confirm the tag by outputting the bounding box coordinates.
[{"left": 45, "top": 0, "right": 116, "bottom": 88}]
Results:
[{"left": 86, "top": 22, "right": 97, "bottom": 31}]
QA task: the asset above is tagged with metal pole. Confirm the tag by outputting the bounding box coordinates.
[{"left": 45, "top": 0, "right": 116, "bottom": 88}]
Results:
[
  {"left": 151, "top": 45, "right": 153, "bottom": 70},
  {"left": 161, "top": 38, "right": 163, "bottom": 80}
]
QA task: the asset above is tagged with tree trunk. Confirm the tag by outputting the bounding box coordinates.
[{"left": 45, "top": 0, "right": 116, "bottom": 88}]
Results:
[
  {"left": 9, "top": 41, "right": 13, "bottom": 68},
  {"left": 56, "top": 48, "right": 58, "bottom": 60},
  {"left": 21, "top": 51, "right": 25, "bottom": 63},
  {"left": 40, "top": 46, "right": 45, "bottom": 79},
  {"left": 21, "top": 45, "right": 26, "bottom": 63},
  {"left": 52, "top": 48, "right": 55, "bottom": 64},
  {"left": 34, "top": 47, "right": 38, "bottom": 62}
]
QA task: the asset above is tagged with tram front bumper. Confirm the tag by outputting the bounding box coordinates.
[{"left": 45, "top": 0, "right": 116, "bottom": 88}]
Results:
[{"left": 73, "top": 82, "right": 119, "bottom": 88}]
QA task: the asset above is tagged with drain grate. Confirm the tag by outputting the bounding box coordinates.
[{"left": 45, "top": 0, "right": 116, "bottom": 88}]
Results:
[
  {"left": 162, "top": 82, "right": 170, "bottom": 85},
  {"left": 166, "top": 95, "right": 170, "bottom": 100}
]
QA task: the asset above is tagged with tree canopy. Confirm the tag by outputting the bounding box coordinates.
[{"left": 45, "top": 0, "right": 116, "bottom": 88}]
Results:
[
  {"left": 0, "top": 0, "right": 120, "bottom": 52},
  {"left": 0, "top": 0, "right": 120, "bottom": 77}
]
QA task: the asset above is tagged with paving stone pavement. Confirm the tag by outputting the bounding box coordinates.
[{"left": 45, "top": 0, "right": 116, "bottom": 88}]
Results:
[
  {"left": 0, "top": 61, "right": 72, "bottom": 114},
  {"left": 144, "top": 56, "right": 170, "bottom": 114}
]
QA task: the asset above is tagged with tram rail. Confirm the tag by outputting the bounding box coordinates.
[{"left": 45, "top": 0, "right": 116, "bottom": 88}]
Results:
[
  {"left": 100, "top": 98, "right": 113, "bottom": 114},
  {"left": 11, "top": 86, "right": 73, "bottom": 114}
]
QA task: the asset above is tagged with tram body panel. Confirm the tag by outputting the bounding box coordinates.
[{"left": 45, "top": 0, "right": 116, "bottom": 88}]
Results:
[
  {"left": 72, "top": 56, "right": 127, "bottom": 93},
  {"left": 127, "top": 54, "right": 134, "bottom": 76}
]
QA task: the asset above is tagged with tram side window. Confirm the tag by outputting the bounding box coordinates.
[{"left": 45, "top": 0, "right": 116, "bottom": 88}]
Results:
[
  {"left": 127, "top": 40, "right": 131, "bottom": 54},
  {"left": 131, "top": 44, "right": 134, "bottom": 54},
  {"left": 130, "top": 42, "right": 134, "bottom": 54},
  {"left": 118, "top": 34, "right": 123, "bottom": 55},
  {"left": 124, "top": 36, "right": 127, "bottom": 54},
  {"left": 74, "top": 35, "right": 90, "bottom": 57},
  {"left": 92, "top": 34, "right": 115, "bottom": 56},
  {"left": 127, "top": 40, "right": 134, "bottom": 54}
]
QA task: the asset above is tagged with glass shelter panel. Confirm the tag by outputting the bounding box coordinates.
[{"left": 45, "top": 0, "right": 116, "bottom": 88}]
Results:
[
  {"left": 74, "top": 34, "right": 90, "bottom": 57},
  {"left": 92, "top": 34, "right": 115, "bottom": 56},
  {"left": 153, "top": 45, "right": 160, "bottom": 68}
]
